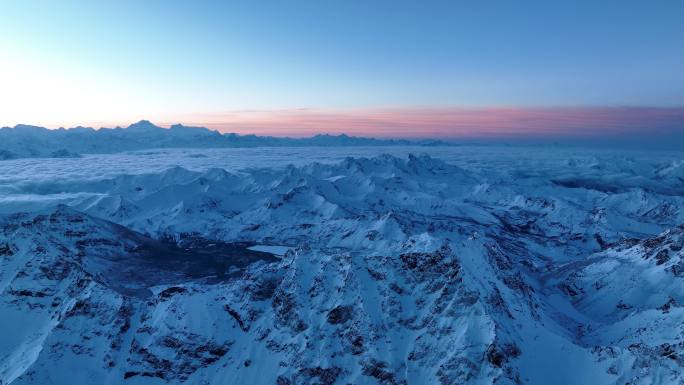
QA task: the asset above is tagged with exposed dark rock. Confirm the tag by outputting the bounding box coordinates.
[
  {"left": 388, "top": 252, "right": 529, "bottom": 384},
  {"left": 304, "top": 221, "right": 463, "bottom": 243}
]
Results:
[
  {"left": 361, "top": 359, "right": 406, "bottom": 385},
  {"left": 123, "top": 371, "right": 139, "bottom": 379},
  {"left": 0, "top": 242, "right": 13, "bottom": 256},
  {"left": 158, "top": 286, "right": 187, "bottom": 300},
  {"left": 8, "top": 289, "right": 48, "bottom": 298},
  {"left": 655, "top": 249, "right": 670, "bottom": 265},
  {"left": 298, "top": 366, "right": 342, "bottom": 385},
  {"left": 595, "top": 234, "right": 609, "bottom": 250},
  {"left": 399, "top": 246, "right": 460, "bottom": 282},
  {"left": 658, "top": 297, "right": 678, "bottom": 314},
  {"left": 436, "top": 357, "right": 478, "bottom": 385},
  {"left": 65, "top": 299, "right": 92, "bottom": 317},
  {"left": 272, "top": 291, "right": 307, "bottom": 332},
  {"left": 644, "top": 235, "right": 667, "bottom": 251},
  {"left": 327, "top": 305, "right": 354, "bottom": 325},
  {"left": 64, "top": 230, "right": 87, "bottom": 238},
  {"left": 486, "top": 343, "right": 521, "bottom": 368},
  {"left": 224, "top": 305, "right": 249, "bottom": 332},
  {"left": 669, "top": 260, "right": 684, "bottom": 277},
  {"left": 660, "top": 343, "right": 677, "bottom": 360},
  {"left": 559, "top": 283, "right": 580, "bottom": 297},
  {"left": 249, "top": 274, "right": 282, "bottom": 301},
  {"left": 129, "top": 335, "right": 231, "bottom": 381},
  {"left": 348, "top": 332, "right": 365, "bottom": 355}
]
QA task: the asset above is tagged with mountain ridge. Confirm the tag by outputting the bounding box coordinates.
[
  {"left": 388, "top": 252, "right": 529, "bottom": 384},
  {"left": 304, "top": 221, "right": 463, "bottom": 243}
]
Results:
[
  {"left": 1, "top": 153, "right": 683, "bottom": 384},
  {"left": 0, "top": 120, "right": 451, "bottom": 160}
]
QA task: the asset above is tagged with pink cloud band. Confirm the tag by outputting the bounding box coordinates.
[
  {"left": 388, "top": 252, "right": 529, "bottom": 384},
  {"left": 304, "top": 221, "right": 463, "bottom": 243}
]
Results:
[{"left": 166, "top": 106, "right": 684, "bottom": 138}]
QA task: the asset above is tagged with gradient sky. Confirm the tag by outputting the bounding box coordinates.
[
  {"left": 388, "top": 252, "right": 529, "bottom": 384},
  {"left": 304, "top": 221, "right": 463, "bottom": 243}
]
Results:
[{"left": 0, "top": 0, "right": 682, "bottom": 138}]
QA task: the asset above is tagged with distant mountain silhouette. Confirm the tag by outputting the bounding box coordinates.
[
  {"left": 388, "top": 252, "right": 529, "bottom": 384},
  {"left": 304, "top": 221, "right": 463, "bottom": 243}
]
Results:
[{"left": 0, "top": 120, "right": 449, "bottom": 160}]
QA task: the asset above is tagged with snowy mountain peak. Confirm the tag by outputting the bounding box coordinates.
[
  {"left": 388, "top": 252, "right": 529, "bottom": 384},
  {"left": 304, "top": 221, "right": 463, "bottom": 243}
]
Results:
[
  {"left": 7, "top": 124, "right": 49, "bottom": 135},
  {"left": 126, "top": 119, "right": 163, "bottom": 132}
]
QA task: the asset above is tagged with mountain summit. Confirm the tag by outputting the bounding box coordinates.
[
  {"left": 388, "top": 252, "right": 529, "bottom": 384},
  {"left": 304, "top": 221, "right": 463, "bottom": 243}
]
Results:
[{"left": 126, "top": 119, "right": 163, "bottom": 132}]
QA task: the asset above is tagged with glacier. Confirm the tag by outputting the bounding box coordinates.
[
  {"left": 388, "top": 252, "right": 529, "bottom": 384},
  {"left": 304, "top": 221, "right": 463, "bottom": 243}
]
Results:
[{"left": 1, "top": 144, "right": 683, "bottom": 384}]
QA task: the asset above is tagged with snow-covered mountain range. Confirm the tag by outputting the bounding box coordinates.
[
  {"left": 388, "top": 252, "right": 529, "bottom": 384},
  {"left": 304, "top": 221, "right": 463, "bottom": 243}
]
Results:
[
  {"left": 1, "top": 149, "right": 683, "bottom": 384},
  {"left": 0, "top": 121, "right": 446, "bottom": 160}
]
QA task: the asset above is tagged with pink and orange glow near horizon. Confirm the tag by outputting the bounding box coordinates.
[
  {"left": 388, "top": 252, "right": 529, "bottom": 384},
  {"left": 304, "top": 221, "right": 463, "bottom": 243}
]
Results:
[
  {"left": 1, "top": 2, "right": 682, "bottom": 139},
  {"left": 163, "top": 107, "right": 684, "bottom": 138}
]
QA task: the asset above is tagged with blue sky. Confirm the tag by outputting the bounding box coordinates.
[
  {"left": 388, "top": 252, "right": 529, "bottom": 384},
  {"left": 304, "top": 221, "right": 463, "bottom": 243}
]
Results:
[{"left": 0, "top": 0, "right": 682, "bottom": 135}]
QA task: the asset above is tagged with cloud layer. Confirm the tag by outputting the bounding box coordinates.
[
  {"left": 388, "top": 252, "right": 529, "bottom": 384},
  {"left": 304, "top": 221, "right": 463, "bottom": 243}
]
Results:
[{"left": 172, "top": 107, "right": 684, "bottom": 138}]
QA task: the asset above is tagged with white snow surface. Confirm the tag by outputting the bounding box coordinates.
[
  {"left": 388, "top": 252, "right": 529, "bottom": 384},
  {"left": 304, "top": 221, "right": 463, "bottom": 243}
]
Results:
[
  {"left": 247, "top": 245, "right": 293, "bottom": 256},
  {"left": 0, "top": 146, "right": 683, "bottom": 385}
]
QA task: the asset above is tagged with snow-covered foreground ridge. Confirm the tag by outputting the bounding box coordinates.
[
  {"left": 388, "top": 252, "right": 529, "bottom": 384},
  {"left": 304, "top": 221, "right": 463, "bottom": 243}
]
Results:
[{"left": 1, "top": 153, "right": 684, "bottom": 385}]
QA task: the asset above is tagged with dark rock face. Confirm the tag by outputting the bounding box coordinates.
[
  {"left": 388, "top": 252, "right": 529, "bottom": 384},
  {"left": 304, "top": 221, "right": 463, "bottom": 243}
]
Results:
[
  {"left": 655, "top": 249, "right": 670, "bottom": 265},
  {"left": 0, "top": 242, "right": 13, "bottom": 256},
  {"left": 326, "top": 305, "right": 354, "bottom": 325},
  {"left": 670, "top": 260, "right": 684, "bottom": 277},
  {"left": 486, "top": 343, "right": 521, "bottom": 368},
  {"left": 224, "top": 305, "right": 249, "bottom": 331},
  {"left": 127, "top": 335, "right": 232, "bottom": 382},
  {"left": 296, "top": 366, "right": 342, "bottom": 385},
  {"left": 362, "top": 359, "right": 407, "bottom": 385},
  {"left": 158, "top": 286, "right": 187, "bottom": 300},
  {"left": 400, "top": 248, "right": 460, "bottom": 281},
  {"left": 272, "top": 290, "right": 308, "bottom": 332},
  {"left": 249, "top": 273, "right": 282, "bottom": 301}
]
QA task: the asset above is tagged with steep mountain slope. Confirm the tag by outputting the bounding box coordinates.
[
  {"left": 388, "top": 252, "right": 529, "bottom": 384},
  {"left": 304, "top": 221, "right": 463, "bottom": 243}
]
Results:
[
  {"left": 1, "top": 154, "right": 682, "bottom": 384},
  {"left": 0, "top": 206, "right": 586, "bottom": 385},
  {"left": 549, "top": 227, "right": 684, "bottom": 384}
]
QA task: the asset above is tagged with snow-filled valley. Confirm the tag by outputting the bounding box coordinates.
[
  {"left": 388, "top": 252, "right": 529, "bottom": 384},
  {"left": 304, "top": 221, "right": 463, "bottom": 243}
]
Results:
[{"left": 1, "top": 146, "right": 684, "bottom": 385}]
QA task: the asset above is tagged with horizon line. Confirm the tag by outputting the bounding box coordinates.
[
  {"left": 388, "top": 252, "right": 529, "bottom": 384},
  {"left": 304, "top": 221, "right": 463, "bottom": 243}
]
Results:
[{"left": 2, "top": 105, "right": 683, "bottom": 140}]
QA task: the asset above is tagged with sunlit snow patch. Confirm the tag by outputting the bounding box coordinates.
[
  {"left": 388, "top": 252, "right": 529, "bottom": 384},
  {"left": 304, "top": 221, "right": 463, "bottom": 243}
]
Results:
[{"left": 247, "top": 245, "right": 292, "bottom": 256}]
